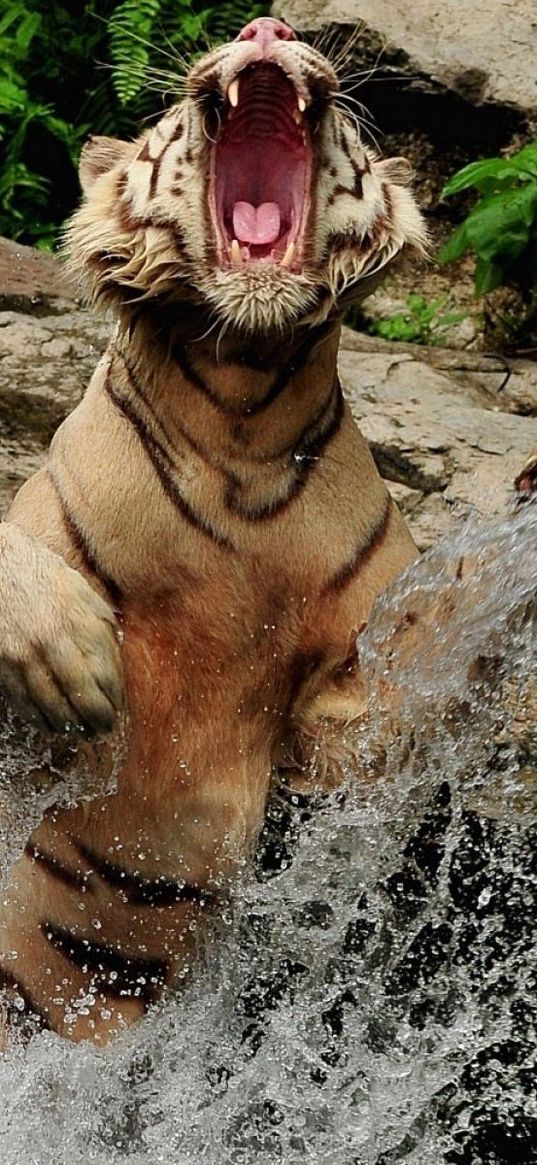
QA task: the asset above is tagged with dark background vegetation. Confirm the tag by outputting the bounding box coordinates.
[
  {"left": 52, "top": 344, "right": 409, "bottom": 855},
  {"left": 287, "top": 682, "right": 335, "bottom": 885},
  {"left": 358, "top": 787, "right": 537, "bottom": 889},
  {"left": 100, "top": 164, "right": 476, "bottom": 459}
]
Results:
[{"left": 0, "top": 0, "right": 269, "bottom": 247}]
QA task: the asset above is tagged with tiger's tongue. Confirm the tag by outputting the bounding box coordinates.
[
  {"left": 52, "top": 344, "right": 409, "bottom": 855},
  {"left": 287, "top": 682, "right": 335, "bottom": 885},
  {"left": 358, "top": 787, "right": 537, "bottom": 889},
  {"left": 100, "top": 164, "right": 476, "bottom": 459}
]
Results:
[{"left": 232, "top": 201, "right": 281, "bottom": 245}]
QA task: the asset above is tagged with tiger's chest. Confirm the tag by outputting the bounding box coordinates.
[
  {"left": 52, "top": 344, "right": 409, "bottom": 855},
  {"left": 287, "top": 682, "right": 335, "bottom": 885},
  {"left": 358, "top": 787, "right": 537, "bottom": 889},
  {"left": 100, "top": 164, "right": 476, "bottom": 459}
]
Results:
[{"left": 117, "top": 573, "right": 319, "bottom": 753}]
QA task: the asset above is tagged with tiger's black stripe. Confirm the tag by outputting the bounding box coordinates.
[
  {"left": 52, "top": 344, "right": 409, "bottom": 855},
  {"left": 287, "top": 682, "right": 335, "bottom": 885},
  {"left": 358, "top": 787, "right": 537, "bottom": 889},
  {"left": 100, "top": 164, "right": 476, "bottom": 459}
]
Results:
[
  {"left": 245, "top": 322, "right": 335, "bottom": 418},
  {"left": 146, "top": 121, "right": 185, "bottom": 199},
  {"left": 286, "top": 648, "right": 326, "bottom": 713},
  {"left": 327, "top": 182, "right": 352, "bottom": 207},
  {"left": 115, "top": 347, "right": 227, "bottom": 478},
  {"left": 116, "top": 174, "right": 188, "bottom": 256},
  {"left": 327, "top": 162, "right": 364, "bottom": 206},
  {"left": 226, "top": 381, "right": 344, "bottom": 520},
  {"left": 137, "top": 139, "right": 163, "bottom": 200},
  {"left": 173, "top": 345, "right": 240, "bottom": 415},
  {"left": 322, "top": 493, "right": 393, "bottom": 594},
  {"left": 76, "top": 841, "right": 215, "bottom": 908},
  {"left": 104, "top": 373, "right": 234, "bottom": 551},
  {"left": 25, "top": 843, "right": 90, "bottom": 893},
  {"left": 41, "top": 923, "right": 168, "bottom": 1005},
  {"left": 174, "top": 321, "right": 334, "bottom": 420},
  {"left": 238, "top": 373, "right": 345, "bottom": 464},
  {"left": 0, "top": 965, "right": 52, "bottom": 1033},
  {"left": 48, "top": 469, "right": 123, "bottom": 605}
]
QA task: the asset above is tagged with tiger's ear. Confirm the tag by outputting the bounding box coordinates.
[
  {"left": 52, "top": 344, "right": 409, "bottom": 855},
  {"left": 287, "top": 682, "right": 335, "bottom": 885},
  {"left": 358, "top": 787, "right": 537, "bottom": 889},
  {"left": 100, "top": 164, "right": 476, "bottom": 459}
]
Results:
[
  {"left": 79, "top": 135, "right": 138, "bottom": 194},
  {"left": 375, "top": 156, "right": 413, "bottom": 186}
]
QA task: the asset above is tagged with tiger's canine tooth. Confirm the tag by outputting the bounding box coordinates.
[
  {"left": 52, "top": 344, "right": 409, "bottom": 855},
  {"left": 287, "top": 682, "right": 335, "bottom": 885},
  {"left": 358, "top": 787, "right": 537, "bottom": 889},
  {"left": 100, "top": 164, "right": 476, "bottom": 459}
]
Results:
[
  {"left": 298, "top": 96, "right": 306, "bottom": 113},
  {"left": 230, "top": 239, "right": 242, "bottom": 264},
  {"left": 228, "top": 79, "right": 239, "bottom": 108},
  {"left": 281, "top": 242, "right": 296, "bottom": 269}
]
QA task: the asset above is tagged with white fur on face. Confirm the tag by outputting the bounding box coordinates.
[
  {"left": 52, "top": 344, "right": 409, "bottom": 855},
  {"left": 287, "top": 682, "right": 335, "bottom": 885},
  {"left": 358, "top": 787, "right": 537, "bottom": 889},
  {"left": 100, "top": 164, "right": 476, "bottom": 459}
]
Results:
[{"left": 68, "top": 36, "right": 427, "bottom": 334}]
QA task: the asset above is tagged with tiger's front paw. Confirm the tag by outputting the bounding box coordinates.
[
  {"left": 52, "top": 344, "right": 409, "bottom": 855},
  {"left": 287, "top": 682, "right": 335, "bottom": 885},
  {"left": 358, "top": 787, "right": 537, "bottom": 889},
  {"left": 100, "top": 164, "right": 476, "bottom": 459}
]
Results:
[{"left": 0, "top": 523, "right": 124, "bottom": 736}]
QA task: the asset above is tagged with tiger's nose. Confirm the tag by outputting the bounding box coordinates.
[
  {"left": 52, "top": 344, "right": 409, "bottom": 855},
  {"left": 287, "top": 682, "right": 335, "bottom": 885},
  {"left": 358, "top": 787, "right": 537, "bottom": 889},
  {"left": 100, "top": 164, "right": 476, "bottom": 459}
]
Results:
[{"left": 237, "top": 17, "right": 296, "bottom": 53}]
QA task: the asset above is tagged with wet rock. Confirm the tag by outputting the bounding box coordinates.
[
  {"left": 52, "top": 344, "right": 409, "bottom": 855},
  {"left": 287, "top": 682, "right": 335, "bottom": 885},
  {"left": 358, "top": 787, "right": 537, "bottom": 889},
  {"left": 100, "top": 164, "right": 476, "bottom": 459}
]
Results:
[
  {"left": 0, "top": 239, "right": 109, "bottom": 512},
  {"left": 0, "top": 235, "right": 76, "bottom": 313},
  {"left": 273, "top": 0, "right": 537, "bottom": 127},
  {"left": 338, "top": 328, "right": 537, "bottom": 549}
]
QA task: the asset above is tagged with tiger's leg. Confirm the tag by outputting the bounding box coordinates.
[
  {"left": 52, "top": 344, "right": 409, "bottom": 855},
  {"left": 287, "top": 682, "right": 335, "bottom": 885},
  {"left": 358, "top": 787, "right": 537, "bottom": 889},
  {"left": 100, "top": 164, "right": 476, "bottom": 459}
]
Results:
[
  {"left": 0, "top": 747, "right": 273, "bottom": 1045},
  {"left": 0, "top": 470, "right": 124, "bottom": 735},
  {"left": 0, "top": 475, "right": 126, "bottom": 1043},
  {"left": 280, "top": 659, "right": 370, "bottom": 795}
]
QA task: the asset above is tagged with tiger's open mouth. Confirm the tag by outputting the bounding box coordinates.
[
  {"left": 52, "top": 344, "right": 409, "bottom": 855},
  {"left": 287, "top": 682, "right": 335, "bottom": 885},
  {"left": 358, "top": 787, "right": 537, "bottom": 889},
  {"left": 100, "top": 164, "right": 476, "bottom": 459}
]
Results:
[{"left": 209, "top": 64, "right": 312, "bottom": 272}]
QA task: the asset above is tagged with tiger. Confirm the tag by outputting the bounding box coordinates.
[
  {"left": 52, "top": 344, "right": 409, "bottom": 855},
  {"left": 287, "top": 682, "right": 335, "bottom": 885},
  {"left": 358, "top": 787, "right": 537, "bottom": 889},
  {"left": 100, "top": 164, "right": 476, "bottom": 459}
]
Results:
[{"left": 0, "top": 15, "right": 429, "bottom": 1046}]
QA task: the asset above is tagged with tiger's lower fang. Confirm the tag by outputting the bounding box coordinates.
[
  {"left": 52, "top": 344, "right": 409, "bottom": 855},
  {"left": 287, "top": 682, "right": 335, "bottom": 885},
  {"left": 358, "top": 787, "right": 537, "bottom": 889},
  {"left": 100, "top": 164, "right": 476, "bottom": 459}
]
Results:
[{"left": 281, "top": 242, "right": 296, "bottom": 269}]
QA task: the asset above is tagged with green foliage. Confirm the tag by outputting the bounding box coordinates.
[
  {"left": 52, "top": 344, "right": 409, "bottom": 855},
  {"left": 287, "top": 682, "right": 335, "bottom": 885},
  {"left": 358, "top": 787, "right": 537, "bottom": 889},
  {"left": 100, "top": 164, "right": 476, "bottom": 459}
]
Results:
[
  {"left": 0, "top": 0, "right": 269, "bottom": 246},
  {"left": 109, "top": 0, "right": 164, "bottom": 107},
  {"left": 439, "top": 143, "right": 537, "bottom": 298},
  {"left": 355, "top": 294, "right": 467, "bottom": 346}
]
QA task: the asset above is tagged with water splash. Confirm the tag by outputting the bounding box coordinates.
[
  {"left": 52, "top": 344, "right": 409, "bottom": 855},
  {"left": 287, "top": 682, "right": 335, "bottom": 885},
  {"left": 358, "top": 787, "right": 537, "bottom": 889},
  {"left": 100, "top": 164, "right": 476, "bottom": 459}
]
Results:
[
  {"left": 0, "top": 726, "right": 122, "bottom": 893},
  {"left": 1, "top": 505, "right": 535, "bottom": 1164}
]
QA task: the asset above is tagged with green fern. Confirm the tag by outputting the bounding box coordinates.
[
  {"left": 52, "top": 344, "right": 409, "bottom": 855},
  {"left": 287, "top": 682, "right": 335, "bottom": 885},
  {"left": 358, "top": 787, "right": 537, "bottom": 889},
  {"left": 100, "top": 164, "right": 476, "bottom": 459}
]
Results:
[{"left": 109, "top": 0, "right": 163, "bottom": 106}]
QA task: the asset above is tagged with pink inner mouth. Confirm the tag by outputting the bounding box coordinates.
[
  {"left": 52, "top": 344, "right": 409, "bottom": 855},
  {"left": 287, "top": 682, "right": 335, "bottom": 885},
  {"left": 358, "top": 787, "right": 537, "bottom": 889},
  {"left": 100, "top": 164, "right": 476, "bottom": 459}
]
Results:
[{"left": 210, "top": 64, "right": 311, "bottom": 267}]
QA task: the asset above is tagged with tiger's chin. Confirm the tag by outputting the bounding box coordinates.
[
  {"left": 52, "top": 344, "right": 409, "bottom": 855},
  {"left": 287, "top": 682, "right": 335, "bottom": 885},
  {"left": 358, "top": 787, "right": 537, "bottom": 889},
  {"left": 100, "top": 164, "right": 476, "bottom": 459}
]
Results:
[{"left": 199, "top": 264, "right": 319, "bottom": 335}]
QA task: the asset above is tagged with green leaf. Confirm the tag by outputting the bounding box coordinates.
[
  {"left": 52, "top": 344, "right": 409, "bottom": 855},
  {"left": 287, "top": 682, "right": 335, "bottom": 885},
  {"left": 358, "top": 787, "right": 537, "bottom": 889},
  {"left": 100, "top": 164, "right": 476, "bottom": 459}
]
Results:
[
  {"left": 511, "top": 142, "right": 537, "bottom": 178},
  {"left": 180, "top": 13, "right": 208, "bottom": 40},
  {"left": 438, "top": 221, "right": 471, "bottom": 264},
  {"left": 474, "top": 258, "right": 503, "bottom": 295},
  {"left": 0, "top": 76, "right": 27, "bottom": 112},
  {"left": 441, "top": 157, "right": 524, "bottom": 198},
  {"left": 0, "top": 161, "right": 49, "bottom": 198},
  {"left": 109, "top": 0, "right": 162, "bottom": 106},
  {"left": 435, "top": 310, "right": 467, "bottom": 328},
  {"left": 464, "top": 185, "right": 537, "bottom": 264},
  {"left": 0, "top": 4, "right": 27, "bottom": 38},
  {"left": 16, "top": 12, "right": 42, "bottom": 52}
]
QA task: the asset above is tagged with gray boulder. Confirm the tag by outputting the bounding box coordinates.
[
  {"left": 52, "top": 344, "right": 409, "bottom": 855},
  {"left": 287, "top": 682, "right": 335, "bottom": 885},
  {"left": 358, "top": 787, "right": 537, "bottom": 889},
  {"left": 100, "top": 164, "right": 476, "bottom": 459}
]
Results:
[{"left": 273, "top": 0, "right": 537, "bottom": 126}]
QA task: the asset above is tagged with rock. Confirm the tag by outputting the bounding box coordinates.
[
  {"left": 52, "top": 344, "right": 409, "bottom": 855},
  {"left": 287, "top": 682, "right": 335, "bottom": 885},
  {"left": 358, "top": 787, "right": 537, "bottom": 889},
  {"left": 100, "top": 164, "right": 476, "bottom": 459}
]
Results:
[
  {"left": 0, "top": 236, "right": 75, "bottom": 313},
  {"left": 0, "top": 438, "right": 45, "bottom": 517},
  {"left": 0, "top": 310, "right": 110, "bottom": 444},
  {"left": 340, "top": 329, "right": 537, "bottom": 417},
  {"left": 0, "top": 237, "right": 110, "bottom": 513},
  {"left": 501, "top": 361, "right": 537, "bottom": 416},
  {"left": 273, "top": 0, "right": 537, "bottom": 125},
  {"left": 1, "top": 237, "right": 536, "bottom": 553},
  {"left": 338, "top": 329, "right": 537, "bottom": 549}
]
